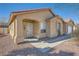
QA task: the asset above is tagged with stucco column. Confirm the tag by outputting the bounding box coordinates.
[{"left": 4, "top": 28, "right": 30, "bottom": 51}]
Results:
[
  {"left": 49, "top": 20, "right": 53, "bottom": 37},
  {"left": 47, "top": 20, "right": 55, "bottom": 38},
  {"left": 46, "top": 20, "right": 50, "bottom": 37},
  {"left": 47, "top": 20, "right": 57, "bottom": 38},
  {"left": 14, "top": 18, "right": 24, "bottom": 44},
  {"left": 33, "top": 21, "right": 40, "bottom": 38},
  {"left": 36, "top": 22, "right": 40, "bottom": 38},
  {"left": 61, "top": 23, "right": 64, "bottom": 35}
]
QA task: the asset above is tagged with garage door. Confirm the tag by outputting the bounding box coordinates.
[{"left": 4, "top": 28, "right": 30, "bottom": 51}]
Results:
[{"left": 68, "top": 26, "right": 72, "bottom": 34}]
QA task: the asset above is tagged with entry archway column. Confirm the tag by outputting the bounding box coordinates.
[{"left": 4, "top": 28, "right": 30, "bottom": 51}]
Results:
[
  {"left": 33, "top": 21, "right": 40, "bottom": 39},
  {"left": 14, "top": 17, "right": 24, "bottom": 44}
]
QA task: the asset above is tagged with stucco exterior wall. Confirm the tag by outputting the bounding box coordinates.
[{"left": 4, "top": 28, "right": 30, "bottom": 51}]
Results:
[
  {"left": 9, "top": 20, "right": 15, "bottom": 39},
  {"left": 17, "top": 10, "right": 53, "bottom": 21},
  {"left": 63, "top": 23, "right": 67, "bottom": 34},
  {"left": 45, "top": 19, "right": 58, "bottom": 38},
  {"left": 39, "top": 20, "right": 47, "bottom": 38},
  {"left": 48, "top": 16, "right": 64, "bottom": 37},
  {"left": 13, "top": 17, "right": 24, "bottom": 44},
  {"left": 51, "top": 20, "right": 58, "bottom": 37},
  {"left": 33, "top": 22, "right": 40, "bottom": 38}
]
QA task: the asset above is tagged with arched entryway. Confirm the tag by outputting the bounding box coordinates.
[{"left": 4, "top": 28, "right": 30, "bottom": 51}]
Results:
[{"left": 23, "top": 19, "right": 40, "bottom": 39}]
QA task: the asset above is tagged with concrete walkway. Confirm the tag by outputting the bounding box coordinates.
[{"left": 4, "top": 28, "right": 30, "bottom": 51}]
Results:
[
  {"left": 31, "top": 39, "right": 70, "bottom": 48},
  {"left": 30, "top": 35, "right": 74, "bottom": 52}
]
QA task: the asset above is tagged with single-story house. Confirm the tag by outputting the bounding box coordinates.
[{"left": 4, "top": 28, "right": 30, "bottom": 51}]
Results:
[
  {"left": 0, "top": 23, "right": 8, "bottom": 34},
  {"left": 8, "top": 8, "right": 75, "bottom": 44}
]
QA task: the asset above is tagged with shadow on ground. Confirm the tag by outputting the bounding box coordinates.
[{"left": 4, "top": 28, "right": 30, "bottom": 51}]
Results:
[
  {"left": 6, "top": 47, "right": 74, "bottom": 56},
  {"left": 0, "top": 33, "right": 8, "bottom": 37},
  {"left": 40, "top": 34, "right": 72, "bottom": 43},
  {"left": 18, "top": 34, "right": 72, "bottom": 44}
]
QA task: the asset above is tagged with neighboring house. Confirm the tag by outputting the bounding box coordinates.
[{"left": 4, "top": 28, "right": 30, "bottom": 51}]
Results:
[
  {"left": 8, "top": 8, "right": 76, "bottom": 44},
  {"left": 64, "top": 19, "right": 75, "bottom": 34},
  {"left": 0, "top": 23, "right": 8, "bottom": 34}
]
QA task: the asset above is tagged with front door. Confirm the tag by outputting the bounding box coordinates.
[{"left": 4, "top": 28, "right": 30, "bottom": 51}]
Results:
[
  {"left": 57, "top": 23, "right": 61, "bottom": 35},
  {"left": 27, "top": 22, "right": 33, "bottom": 38}
]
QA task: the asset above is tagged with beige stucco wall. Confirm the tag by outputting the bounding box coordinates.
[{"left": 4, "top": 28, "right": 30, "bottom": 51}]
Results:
[
  {"left": 9, "top": 16, "right": 24, "bottom": 44},
  {"left": 9, "top": 21, "right": 15, "bottom": 39},
  {"left": 39, "top": 20, "right": 47, "bottom": 38},
  {"left": 51, "top": 20, "right": 58, "bottom": 37},
  {"left": 48, "top": 16, "right": 64, "bottom": 38},
  {"left": 33, "top": 22, "right": 40, "bottom": 38},
  {"left": 63, "top": 23, "right": 67, "bottom": 34},
  {"left": 17, "top": 10, "right": 53, "bottom": 21},
  {"left": 13, "top": 17, "right": 24, "bottom": 44}
]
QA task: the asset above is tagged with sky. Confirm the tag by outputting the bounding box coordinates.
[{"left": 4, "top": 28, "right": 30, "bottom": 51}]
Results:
[{"left": 0, "top": 3, "right": 79, "bottom": 24}]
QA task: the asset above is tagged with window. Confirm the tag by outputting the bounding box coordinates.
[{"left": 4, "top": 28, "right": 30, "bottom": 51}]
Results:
[{"left": 40, "top": 22, "right": 46, "bottom": 33}]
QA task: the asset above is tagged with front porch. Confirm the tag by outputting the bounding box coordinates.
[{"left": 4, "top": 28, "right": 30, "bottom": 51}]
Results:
[{"left": 22, "top": 19, "right": 40, "bottom": 41}]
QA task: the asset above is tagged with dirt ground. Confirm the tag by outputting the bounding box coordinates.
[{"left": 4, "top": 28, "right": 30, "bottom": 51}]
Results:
[
  {"left": 0, "top": 34, "right": 34, "bottom": 56},
  {"left": 52, "top": 38, "right": 79, "bottom": 56},
  {"left": 0, "top": 34, "right": 79, "bottom": 56}
]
